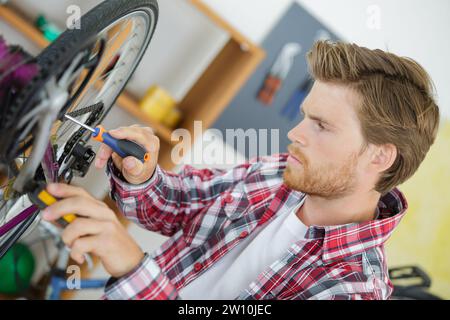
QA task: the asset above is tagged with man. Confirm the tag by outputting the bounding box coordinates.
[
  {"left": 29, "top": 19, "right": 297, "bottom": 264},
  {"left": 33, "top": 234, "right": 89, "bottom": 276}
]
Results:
[{"left": 42, "top": 41, "right": 440, "bottom": 299}]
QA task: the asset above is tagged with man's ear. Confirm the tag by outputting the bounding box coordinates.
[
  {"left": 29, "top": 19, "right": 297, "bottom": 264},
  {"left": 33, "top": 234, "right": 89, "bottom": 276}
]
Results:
[{"left": 370, "top": 143, "right": 397, "bottom": 173}]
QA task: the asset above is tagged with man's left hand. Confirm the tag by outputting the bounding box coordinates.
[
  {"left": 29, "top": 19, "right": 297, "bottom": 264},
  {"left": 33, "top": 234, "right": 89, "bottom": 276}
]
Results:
[{"left": 42, "top": 183, "right": 144, "bottom": 278}]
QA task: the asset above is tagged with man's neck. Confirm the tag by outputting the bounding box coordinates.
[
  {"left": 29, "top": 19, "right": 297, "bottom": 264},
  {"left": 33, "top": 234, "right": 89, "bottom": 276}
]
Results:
[{"left": 296, "top": 190, "right": 381, "bottom": 227}]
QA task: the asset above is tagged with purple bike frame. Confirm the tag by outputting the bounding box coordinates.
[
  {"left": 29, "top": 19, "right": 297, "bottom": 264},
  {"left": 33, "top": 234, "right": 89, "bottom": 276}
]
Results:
[{"left": 0, "top": 143, "right": 58, "bottom": 237}]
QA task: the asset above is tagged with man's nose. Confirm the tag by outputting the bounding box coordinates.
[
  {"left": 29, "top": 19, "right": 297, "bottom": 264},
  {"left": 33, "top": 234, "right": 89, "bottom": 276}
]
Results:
[{"left": 287, "top": 122, "right": 307, "bottom": 147}]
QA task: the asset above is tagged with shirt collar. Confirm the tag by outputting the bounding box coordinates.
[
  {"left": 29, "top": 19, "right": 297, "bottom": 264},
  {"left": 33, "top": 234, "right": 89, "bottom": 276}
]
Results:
[{"left": 297, "top": 188, "right": 408, "bottom": 264}]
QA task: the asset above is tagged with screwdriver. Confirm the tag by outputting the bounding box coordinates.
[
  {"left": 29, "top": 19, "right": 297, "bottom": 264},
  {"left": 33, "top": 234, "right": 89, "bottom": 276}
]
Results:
[
  {"left": 64, "top": 114, "right": 150, "bottom": 163},
  {"left": 28, "top": 181, "right": 77, "bottom": 228},
  {"left": 28, "top": 182, "right": 92, "bottom": 266}
]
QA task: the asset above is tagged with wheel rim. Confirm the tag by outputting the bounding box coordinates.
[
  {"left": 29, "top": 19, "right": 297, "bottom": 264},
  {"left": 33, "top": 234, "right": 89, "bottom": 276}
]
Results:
[{"left": 54, "top": 9, "right": 156, "bottom": 175}]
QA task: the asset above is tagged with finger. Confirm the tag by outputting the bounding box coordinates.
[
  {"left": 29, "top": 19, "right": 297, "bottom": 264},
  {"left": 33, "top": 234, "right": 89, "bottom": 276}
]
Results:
[
  {"left": 70, "top": 236, "right": 100, "bottom": 264},
  {"left": 46, "top": 183, "right": 92, "bottom": 199},
  {"left": 42, "top": 196, "right": 115, "bottom": 222},
  {"left": 61, "top": 218, "right": 104, "bottom": 247},
  {"left": 122, "top": 156, "right": 144, "bottom": 177},
  {"left": 109, "top": 125, "right": 153, "bottom": 137},
  {"left": 95, "top": 144, "right": 113, "bottom": 169},
  {"left": 109, "top": 127, "right": 158, "bottom": 153},
  {"left": 111, "top": 152, "right": 123, "bottom": 170}
]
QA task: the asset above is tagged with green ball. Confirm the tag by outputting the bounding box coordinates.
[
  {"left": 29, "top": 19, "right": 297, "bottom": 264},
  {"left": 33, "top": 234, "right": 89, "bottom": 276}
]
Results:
[{"left": 0, "top": 243, "right": 35, "bottom": 295}]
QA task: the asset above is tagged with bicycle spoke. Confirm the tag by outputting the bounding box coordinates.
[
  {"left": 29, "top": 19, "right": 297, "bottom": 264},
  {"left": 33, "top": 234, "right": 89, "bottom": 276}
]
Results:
[
  {"left": 55, "top": 27, "right": 137, "bottom": 139},
  {"left": 54, "top": 39, "right": 134, "bottom": 142},
  {"left": 105, "top": 17, "right": 132, "bottom": 48}
]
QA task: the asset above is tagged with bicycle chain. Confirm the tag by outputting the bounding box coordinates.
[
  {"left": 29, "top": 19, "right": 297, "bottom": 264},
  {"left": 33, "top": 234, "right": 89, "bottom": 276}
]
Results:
[
  {"left": 57, "top": 102, "right": 104, "bottom": 166},
  {"left": 65, "top": 101, "right": 104, "bottom": 119}
]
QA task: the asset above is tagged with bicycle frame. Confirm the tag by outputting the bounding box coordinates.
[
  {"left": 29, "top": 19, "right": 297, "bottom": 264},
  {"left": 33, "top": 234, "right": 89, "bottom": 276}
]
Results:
[{"left": 0, "top": 142, "right": 58, "bottom": 238}]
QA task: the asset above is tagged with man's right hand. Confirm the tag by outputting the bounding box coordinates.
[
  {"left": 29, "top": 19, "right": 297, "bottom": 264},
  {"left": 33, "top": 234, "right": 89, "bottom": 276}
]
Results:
[{"left": 94, "top": 125, "right": 160, "bottom": 185}]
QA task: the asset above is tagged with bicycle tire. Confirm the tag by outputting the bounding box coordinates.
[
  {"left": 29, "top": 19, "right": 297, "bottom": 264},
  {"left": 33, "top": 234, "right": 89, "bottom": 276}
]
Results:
[{"left": 12, "top": 0, "right": 158, "bottom": 137}]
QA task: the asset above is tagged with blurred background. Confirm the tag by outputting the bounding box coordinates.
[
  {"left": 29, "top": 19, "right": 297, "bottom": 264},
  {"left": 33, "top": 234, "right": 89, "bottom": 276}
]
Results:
[{"left": 0, "top": 0, "right": 449, "bottom": 299}]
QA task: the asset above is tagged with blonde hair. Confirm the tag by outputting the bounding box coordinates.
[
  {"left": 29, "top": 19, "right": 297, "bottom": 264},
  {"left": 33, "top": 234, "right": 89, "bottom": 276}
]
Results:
[{"left": 307, "top": 41, "right": 440, "bottom": 195}]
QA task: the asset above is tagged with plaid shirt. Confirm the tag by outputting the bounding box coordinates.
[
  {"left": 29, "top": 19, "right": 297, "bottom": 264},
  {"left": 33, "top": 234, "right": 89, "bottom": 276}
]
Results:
[{"left": 103, "top": 153, "right": 408, "bottom": 300}]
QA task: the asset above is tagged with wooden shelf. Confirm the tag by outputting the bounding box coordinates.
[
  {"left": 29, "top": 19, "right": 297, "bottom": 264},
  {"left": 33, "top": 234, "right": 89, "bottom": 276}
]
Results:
[
  {"left": 179, "top": 38, "right": 264, "bottom": 131},
  {"left": 0, "top": 5, "right": 49, "bottom": 48},
  {"left": 114, "top": 89, "right": 175, "bottom": 145}
]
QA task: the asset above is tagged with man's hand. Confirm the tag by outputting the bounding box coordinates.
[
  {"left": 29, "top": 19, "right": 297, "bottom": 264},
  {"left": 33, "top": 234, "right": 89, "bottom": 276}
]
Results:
[
  {"left": 94, "top": 125, "right": 160, "bottom": 185},
  {"left": 42, "top": 183, "right": 144, "bottom": 278}
]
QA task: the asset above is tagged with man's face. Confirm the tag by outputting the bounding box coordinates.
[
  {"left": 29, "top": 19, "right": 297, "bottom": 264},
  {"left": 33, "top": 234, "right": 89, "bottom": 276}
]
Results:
[{"left": 283, "top": 80, "right": 367, "bottom": 199}]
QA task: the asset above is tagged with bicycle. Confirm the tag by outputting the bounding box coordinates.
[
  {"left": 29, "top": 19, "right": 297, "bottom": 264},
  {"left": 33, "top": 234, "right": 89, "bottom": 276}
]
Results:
[
  {"left": 0, "top": 0, "right": 159, "bottom": 263},
  {"left": 389, "top": 266, "right": 443, "bottom": 300}
]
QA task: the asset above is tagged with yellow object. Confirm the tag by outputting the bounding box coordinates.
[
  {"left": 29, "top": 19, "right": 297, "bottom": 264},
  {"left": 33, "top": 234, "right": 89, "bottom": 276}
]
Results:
[
  {"left": 162, "top": 108, "right": 182, "bottom": 128},
  {"left": 37, "top": 189, "right": 57, "bottom": 206},
  {"left": 139, "top": 85, "right": 176, "bottom": 123},
  {"left": 386, "top": 120, "right": 450, "bottom": 299},
  {"left": 37, "top": 190, "right": 77, "bottom": 223}
]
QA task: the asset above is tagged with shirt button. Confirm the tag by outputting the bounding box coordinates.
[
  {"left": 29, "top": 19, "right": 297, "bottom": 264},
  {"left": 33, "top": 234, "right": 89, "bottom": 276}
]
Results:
[
  {"left": 194, "top": 262, "right": 203, "bottom": 272},
  {"left": 224, "top": 194, "right": 234, "bottom": 203},
  {"left": 239, "top": 231, "right": 249, "bottom": 238}
]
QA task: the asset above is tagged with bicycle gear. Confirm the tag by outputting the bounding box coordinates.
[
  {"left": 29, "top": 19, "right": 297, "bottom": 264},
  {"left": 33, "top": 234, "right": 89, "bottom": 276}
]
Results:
[{"left": 57, "top": 101, "right": 104, "bottom": 167}]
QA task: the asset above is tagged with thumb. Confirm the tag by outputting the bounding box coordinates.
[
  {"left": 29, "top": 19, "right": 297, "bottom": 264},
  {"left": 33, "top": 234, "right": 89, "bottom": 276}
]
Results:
[{"left": 122, "top": 157, "right": 144, "bottom": 177}]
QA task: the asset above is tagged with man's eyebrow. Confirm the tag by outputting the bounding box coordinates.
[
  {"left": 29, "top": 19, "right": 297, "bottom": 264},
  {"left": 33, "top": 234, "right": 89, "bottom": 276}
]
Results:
[{"left": 300, "top": 106, "right": 337, "bottom": 128}]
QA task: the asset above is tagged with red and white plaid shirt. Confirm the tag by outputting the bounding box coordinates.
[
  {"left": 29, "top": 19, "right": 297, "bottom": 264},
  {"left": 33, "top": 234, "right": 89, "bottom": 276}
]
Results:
[{"left": 103, "top": 153, "right": 408, "bottom": 300}]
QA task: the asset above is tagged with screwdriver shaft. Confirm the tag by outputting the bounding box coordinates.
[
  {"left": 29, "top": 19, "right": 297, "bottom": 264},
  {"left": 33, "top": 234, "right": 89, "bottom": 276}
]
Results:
[{"left": 64, "top": 114, "right": 95, "bottom": 133}]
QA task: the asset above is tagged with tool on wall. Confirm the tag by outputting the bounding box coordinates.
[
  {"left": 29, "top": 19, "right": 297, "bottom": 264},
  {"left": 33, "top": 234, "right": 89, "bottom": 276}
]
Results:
[
  {"left": 257, "top": 42, "right": 302, "bottom": 106},
  {"left": 280, "top": 76, "right": 314, "bottom": 120}
]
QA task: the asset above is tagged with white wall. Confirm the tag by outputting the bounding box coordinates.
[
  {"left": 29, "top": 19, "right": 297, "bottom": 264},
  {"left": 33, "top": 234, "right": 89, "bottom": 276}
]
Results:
[{"left": 203, "top": 0, "right": 450, "bottom": 120}]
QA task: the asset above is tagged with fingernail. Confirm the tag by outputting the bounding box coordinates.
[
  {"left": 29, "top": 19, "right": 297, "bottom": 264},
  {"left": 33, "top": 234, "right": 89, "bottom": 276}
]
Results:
[
  {"left": 109, "top": 129, "right": 120, "bottom": 135},
  {"left": 42, "top": 209, "right": 52, "bottom": 220},
  {"left": 124, "top": 158, "right": 135, "bottom": 169},
  {"left": 100, "top": 148, "right": 108, "bottom": 157}
]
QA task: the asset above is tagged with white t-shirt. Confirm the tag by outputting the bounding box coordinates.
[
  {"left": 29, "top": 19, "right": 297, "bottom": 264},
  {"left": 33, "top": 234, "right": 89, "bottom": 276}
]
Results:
[{"left": 179, "top": 197, "right": 308, "bottom": 299}]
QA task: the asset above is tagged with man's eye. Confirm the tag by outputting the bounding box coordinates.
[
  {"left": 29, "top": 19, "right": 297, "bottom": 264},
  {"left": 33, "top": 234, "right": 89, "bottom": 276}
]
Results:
[{"left": 317, "top": 122, "right": 326, "bottom": 130}]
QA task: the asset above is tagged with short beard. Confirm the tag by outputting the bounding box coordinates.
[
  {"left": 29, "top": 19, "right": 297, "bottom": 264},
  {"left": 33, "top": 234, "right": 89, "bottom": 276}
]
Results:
[{"left": 283, "top": 153, "right": 358, "bottom": 200}]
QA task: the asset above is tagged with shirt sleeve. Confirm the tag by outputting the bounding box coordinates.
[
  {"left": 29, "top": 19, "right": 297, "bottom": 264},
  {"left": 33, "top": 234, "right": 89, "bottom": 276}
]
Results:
[
  {"left": 105, "top": 158, "right": 256, "bottom": 237},
  {"left": 103, "top": 253, "right": 180, "bottom": 300}
]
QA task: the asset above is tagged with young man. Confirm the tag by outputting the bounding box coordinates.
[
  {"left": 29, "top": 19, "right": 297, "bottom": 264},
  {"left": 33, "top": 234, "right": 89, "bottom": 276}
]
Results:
[{"left": 43, "top": 41, "right": 440, "bottom": 300}]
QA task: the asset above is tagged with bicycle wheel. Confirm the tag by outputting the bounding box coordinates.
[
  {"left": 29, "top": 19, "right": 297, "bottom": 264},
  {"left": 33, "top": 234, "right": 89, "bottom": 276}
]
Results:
[
  {"left": 0, "top": 0, "right": 159, "bottom": 259},
  {"left": 12, "top": 0, "right": 159, "bottom": 188}
]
